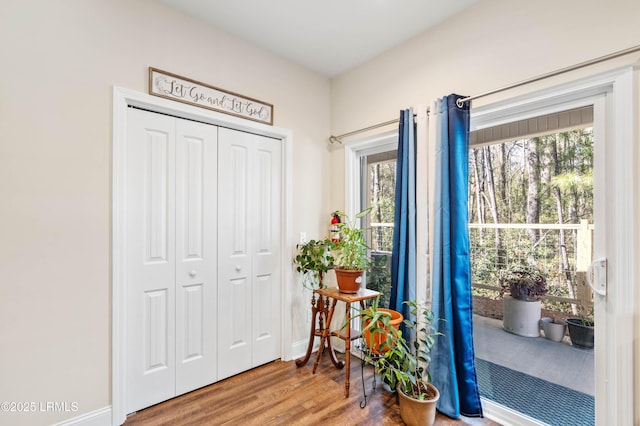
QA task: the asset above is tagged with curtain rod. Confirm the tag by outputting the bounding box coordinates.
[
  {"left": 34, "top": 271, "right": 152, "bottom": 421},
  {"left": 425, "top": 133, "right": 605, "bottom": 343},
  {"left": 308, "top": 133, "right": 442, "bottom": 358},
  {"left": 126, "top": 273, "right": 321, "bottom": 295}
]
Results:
[
  {"left": 456, "top": 43, "right": 640, "bottom": 107},
  {"left": 329, "top": 43, "right": 640, "bottom": 144},
  {"left": 329, "top": 113, "right": 421, "bottom": 144}
]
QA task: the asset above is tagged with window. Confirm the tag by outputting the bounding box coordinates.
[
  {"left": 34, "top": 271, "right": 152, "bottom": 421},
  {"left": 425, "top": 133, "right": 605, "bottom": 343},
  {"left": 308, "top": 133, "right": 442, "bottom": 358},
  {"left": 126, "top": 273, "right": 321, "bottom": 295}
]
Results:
[
  {"left": 362, "top": 150, "right": 396, "bottom": 307},
  {"left": 344, "top": 132, "right": 397, "bottom": 308}
]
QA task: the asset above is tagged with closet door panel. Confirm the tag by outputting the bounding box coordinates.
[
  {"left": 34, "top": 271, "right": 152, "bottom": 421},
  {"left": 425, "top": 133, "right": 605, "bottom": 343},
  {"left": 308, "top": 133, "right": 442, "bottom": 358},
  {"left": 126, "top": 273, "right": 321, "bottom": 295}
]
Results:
[
  {"left": 126, "top": 108, "right": 176, "bottom": 413},
  {"left": 175, "top": 119, "right": 218, "bottom": 395},
  {"left": 217, "top": 131, "right": 252, "bottom": 379},
  {"left": 217, "top": 128, "right": 282, "bottom": 375},
  {"left": 252, "top": 141, "right": 282, "bottom": 365}
]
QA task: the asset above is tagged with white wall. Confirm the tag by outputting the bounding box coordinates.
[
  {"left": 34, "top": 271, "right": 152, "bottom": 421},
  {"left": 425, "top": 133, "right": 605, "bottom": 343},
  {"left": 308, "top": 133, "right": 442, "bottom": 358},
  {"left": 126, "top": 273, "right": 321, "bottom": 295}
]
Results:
[
  {"left": 329, "top": 0, "right": 640, "bottom": 421},
  {"left": 0, "top": 1, "right": 330, "bottom": 424},
  {"left": 331, "top": 0, "right": 640, "bottom": 136}
]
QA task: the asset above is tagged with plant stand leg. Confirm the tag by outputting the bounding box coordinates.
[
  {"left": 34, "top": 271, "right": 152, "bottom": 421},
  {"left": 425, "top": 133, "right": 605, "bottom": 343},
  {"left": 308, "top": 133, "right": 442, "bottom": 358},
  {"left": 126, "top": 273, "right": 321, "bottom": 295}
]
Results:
[
  {"left": 296, "top": 292, "right": 324, "bottom": 367},
  {"left": 344, "top": 300, "right": 352, "bottom": 397},
  {"left": 324, "top": 295, "right": 344, "bottom": 369},
  {"left": 312, "top": 298, "right": 339, "bottom": 373}
]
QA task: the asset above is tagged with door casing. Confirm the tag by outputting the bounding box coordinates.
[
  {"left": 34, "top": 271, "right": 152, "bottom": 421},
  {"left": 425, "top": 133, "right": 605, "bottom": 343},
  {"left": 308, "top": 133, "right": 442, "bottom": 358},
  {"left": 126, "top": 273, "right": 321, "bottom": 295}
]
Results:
[
  {"left": 469, "top": 66, "right": 637, "bottom": 425},
  {"left": 112, "top": 87, "right": 293, "bottom": 426}
]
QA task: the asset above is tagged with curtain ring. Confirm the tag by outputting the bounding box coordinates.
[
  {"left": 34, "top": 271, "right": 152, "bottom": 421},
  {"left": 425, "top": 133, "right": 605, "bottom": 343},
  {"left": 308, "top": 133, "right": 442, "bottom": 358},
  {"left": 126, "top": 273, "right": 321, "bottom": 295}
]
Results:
[{"left": 456, "top": 97, "right": 465, "bottom": 109}]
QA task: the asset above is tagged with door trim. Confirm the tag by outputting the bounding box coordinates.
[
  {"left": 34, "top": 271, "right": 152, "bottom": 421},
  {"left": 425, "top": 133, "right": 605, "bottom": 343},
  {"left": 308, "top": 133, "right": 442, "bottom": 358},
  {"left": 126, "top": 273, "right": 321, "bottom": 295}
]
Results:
[
  {"left": 469, "top": 66, "right": 637, "bottom": 425},
  {"left": 111, "top": 87, "right": 293, "bottom": 426}
]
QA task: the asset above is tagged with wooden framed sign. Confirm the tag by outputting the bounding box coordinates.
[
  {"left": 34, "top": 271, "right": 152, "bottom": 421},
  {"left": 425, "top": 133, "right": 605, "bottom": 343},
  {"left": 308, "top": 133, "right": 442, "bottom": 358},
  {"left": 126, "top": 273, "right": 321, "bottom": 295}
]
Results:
[{"left": 149, "top": 67, "right": 273, "bottom": 125}]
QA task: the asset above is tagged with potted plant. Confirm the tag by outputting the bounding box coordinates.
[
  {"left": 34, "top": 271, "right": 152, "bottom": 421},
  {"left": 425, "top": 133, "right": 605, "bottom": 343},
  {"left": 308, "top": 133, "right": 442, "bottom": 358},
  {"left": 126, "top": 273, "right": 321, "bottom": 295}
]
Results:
[
  {"left": 332, "top": 208, "right": 371, "bottom": 293},
  {"left": 358, "top": 296, "right": 403, "bottom": 355},
  {"left": 359, "top": 298, "right": 441, "bottom": 426},
  {"left": 293, "top": 238, "right": 335, "bottom": 290},
  {"left": 499, "top": 264, "right": 547, "bottom": 337},
  {"left": 540, "top": 317, "right": 566, "bottom": 342},
  {"left": 566, "top": 314, "right": 594, "bottom": 349}
]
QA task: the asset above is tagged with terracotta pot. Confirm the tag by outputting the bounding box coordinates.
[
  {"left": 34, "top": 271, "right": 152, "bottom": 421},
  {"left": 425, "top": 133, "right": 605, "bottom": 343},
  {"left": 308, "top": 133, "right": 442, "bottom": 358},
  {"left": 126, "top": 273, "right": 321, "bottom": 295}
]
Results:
[
  {"left": 363, "top": 308, "right": 403, "bottom": 354},
  {"left": 398, "top": 382, "right": 440, "bottom": 426},
  {"left": 334, "top": 268, "right": 363, "bottom": 293}
]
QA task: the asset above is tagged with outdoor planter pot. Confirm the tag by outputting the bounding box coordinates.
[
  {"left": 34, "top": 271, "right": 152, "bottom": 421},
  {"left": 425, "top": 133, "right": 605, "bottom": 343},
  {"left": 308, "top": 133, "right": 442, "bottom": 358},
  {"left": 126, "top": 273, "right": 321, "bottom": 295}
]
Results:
[
  {"left": 503, "top": 295, "right": 541, "bottom": 337},
  {"left": 566, "top": 318, "right": 594, "bottom": 349},
  {"left": 540, "top": 317, "right": 566, "bottom": 342},
  {"left": 500, "top": 265, "right": 547, "bottom": 338}
]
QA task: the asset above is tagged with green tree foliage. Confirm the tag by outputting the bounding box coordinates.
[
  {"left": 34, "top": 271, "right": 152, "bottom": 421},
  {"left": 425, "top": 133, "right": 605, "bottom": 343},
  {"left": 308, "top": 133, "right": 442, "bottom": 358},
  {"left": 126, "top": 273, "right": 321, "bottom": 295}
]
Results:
[
  {"left": 469, "top": 128, "right": 594, "bottom": 312},
  {"left": 366, "top": 158, "right": 396, "bottom": 308},
  {"left": 369, "top": 160, "right": 396, "bottom": 253},
  {"left": 469, "top": 128, "right": 593, "bottom": 225}
]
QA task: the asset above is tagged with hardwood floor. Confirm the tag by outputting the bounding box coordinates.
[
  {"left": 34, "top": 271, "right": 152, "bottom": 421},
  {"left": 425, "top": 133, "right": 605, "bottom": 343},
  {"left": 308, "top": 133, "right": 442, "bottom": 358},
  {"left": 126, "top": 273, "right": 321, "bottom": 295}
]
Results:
[{"left": 124, "top": 355, "right": 500, "bottom": 425}]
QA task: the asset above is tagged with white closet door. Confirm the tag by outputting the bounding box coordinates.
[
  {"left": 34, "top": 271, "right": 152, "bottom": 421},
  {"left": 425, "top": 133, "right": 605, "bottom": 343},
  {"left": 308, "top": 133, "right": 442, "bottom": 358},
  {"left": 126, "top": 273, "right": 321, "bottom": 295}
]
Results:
[
  {"left": 251, "top": 135, "right": 282, "bottom": 366},
  {"left": 217, "top": 128, "right": 282, "bottom": 380},
  {"left": 174, "top": 119, "right": 218, "bottom": 395},
  {"left": 126, "top": 109, "right": 219, "bottom": 412},
  {"left": 126, "top": 108, "right": 177, "bottom": 413}
]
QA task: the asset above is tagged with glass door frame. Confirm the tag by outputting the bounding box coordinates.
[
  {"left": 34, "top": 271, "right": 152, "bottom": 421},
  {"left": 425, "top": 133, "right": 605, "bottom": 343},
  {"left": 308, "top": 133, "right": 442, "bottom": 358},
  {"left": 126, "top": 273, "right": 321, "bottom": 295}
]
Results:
[{"left": 469, "top": 66, "right": 637, "bottom": 425}]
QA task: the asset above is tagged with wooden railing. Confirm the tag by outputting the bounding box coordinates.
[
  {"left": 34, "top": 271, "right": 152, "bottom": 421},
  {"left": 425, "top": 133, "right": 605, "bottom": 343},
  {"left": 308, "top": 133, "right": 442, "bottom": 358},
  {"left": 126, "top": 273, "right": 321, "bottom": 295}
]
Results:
[
  {"left": 470, "top": 220, "right": 594, "bottom": 314},
  {"left": 472, "top": 272, "right": 592, "bottom": 314},
  {"left": 370, "top": 220, "right": 595, "bottom": 314}
]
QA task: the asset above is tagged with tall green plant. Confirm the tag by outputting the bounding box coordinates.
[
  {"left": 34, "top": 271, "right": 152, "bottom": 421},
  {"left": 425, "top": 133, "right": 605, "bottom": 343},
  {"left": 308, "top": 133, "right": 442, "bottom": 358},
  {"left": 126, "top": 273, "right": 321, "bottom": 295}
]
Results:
[
  {"left": 359, "top": 298, "right": 442, "bottom": 400},
  {"left": 333, "top": 208, "right": 372, "bottom": 271}
]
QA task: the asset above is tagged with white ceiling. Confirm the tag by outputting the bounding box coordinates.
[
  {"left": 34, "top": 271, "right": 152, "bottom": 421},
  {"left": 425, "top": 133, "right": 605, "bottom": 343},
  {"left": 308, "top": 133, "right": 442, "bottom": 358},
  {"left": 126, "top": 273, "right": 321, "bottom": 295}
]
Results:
[{"left": 157, "top": 0, "right": 479, "bottom": 77}]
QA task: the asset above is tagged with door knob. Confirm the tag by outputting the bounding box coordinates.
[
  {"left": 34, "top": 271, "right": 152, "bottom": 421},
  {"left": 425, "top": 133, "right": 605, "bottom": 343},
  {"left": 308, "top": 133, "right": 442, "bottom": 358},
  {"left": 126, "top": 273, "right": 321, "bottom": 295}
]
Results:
[
  {"left": 235, "top": 265, "right": 242, "bottom": 272},
  {"left": 189, "top": 270, "right": 197, "bottom": 277}
]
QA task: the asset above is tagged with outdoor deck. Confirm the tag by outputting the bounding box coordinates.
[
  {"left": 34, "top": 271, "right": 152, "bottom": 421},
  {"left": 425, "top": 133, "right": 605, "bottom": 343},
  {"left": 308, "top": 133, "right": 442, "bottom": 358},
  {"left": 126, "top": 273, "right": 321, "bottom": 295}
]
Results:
[
  {"left": 473, "top": 314, "right": 594, "bottom": 425},
  {"left": 473, "top": 314, "right": 594, "bottom": 396}
]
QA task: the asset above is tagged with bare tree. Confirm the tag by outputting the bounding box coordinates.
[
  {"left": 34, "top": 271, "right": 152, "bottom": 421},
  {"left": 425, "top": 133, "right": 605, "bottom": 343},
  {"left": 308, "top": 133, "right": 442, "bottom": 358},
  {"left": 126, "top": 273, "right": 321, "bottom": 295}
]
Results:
[
  {"left": 472, "top": 149, "right": 485, "bottom": 224},
  {"left": 526, "top": 139, "right": 540, "bottom": 249},
  {"left": 483, "top": 147, "right": 503, "bottom": 265},
  {"left": 548, "top": 134, "right": 577, "bottom": 313}
]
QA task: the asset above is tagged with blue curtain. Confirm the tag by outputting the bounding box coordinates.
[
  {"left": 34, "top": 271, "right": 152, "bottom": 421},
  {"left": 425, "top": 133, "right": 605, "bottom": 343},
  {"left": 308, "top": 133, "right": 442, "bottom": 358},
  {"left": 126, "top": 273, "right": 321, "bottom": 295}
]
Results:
[
  {"left": 390, "top": 108, "right": 416, "bottom": 328},
  {"left": 430, "top": 95, "right": 483, "bottom": 418}
]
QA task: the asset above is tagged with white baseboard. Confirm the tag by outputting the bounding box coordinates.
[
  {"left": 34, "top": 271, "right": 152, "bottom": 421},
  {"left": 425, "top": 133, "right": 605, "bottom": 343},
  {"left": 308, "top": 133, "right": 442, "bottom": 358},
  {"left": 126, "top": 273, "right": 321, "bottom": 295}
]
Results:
[
  {"left": 290, "top": 338, "right": 318, "bottom": 361},
  {"left": 52, "top": 406, "right": 112, "bottom": 426}
]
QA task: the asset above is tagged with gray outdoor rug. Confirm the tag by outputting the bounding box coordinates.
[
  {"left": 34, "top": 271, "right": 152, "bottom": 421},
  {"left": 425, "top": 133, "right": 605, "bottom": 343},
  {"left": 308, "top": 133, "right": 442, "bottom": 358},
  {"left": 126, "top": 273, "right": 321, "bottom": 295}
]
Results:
[{"left": 475, "top": 358, "right": 594, "bottom": 426}]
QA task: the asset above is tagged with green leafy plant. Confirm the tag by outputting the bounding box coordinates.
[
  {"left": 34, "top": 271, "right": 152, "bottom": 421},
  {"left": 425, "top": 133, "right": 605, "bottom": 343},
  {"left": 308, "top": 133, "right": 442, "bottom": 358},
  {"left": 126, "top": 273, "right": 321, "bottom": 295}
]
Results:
[
  {"left": 293, "top": 239, "right": 334, "bottom": 290},
  {"left": 357, "top": 296, "right": 402, "bottom": 355},
  {"left": 499, "top": 264, "right": 548, "bottom": 301},
  {"left": 333, "top": 208, "right": 372, "bottom": 271},
  {"left": 577, "top": 314, "right": 594, "bottom": 327},
  {"left": 358, "top": 298, "right": 442, "bottom": 400}
]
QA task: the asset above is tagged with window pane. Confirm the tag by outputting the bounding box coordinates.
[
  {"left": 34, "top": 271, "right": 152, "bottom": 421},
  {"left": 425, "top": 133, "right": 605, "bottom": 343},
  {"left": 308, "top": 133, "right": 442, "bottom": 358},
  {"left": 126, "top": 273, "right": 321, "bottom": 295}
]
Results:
[{"left": 364, "top": 151, "right": 396, "bottom": 308}]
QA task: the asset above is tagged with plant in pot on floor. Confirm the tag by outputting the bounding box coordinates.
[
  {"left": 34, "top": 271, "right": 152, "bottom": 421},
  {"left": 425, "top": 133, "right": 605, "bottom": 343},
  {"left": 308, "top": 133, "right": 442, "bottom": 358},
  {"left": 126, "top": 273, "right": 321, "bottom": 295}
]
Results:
[
  {"left": 293, "top": 238, "right": 335, "bottom": 290},
  {"left": 539, "top": 316, "right": 566, "bottom": 342},
  {"left": 332, "top": 208, "right": 372, "bottom": 293},
  {"left": 360, "top": 299, "right": 442, "bottom": 426},
  {"left": 566, "top": 312, "right": 594, "bottom": 349},
  {"left": 499, "top": 264, "right": 548, "bottom": 337}
]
